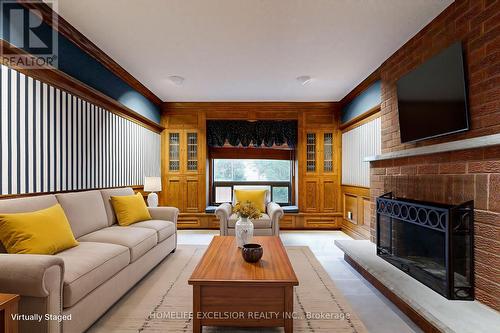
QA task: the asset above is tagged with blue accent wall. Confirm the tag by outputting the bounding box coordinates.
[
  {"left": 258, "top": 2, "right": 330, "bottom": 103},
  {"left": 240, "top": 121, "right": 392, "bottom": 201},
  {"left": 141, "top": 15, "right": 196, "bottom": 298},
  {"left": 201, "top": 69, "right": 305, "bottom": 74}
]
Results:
[
  {"left": 341, "top": 80, "right": 381, "bottom": 124},
  {"left": 0, "top": 2, "right": 161, "bottom": 124}
]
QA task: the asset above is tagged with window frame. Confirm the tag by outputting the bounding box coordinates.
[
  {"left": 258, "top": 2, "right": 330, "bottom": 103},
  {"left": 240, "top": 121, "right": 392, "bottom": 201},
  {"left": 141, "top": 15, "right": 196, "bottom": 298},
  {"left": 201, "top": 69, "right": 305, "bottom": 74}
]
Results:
[
  {"left": 208, "top": 149, "right": 295, "bottom": 206},
  {"left": 211, "top": 181, "right": 292, "bottom": 205}
]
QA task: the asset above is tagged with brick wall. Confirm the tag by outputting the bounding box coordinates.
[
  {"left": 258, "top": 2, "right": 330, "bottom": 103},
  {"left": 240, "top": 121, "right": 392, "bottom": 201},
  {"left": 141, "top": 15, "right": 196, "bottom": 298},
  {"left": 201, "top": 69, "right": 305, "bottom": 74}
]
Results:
[
  {"left": 380, "top": 0, "right": 499, "bottom": 154},
  {"left": 367, "top": 0, "right": 500, "bottom": 310}
]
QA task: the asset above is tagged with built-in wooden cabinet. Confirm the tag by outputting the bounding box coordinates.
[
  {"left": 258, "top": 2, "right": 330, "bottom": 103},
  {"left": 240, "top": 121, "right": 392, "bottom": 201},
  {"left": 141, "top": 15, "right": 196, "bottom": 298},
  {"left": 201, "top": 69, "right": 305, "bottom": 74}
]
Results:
[
  {"left": 301, "top": 129, "right": 339, "bottom": 213},
  {"left": 164, "top": 129, "right": 205, "bottom": 214}
]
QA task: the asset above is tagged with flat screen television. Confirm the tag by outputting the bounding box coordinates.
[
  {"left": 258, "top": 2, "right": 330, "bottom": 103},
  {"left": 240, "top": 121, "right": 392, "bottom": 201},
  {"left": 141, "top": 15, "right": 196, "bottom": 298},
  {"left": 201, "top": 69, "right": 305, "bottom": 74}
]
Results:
[{"left": 397, "top": 42, "right": 469, "bottom": 143}]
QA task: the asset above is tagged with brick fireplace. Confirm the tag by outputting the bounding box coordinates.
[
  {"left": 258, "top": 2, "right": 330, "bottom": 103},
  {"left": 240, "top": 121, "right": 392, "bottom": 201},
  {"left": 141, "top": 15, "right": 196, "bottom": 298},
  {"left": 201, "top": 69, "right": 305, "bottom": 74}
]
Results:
[
  {"left": 367, "top": 0, "right": 499, "bottom": 311},
  {"left": 370, "top": 148, "right": 499, "bottom": 309}
]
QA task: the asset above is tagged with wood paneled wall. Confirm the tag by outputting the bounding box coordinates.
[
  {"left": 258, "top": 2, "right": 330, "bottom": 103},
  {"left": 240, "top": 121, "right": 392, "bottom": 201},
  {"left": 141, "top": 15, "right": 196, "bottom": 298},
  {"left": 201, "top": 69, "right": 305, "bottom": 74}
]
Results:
[
  {"left": 161, "top": 102, "right": 344, "bottom": 229},
  {"left": 340, "top": 185, "right": 371, "bottom": 239}
]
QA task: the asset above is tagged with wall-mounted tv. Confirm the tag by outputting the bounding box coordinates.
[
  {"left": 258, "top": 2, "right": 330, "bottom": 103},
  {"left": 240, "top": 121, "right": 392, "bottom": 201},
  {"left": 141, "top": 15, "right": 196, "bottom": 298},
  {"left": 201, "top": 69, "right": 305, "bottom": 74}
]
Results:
[{"left": 397, "top": 42, "right": 469, "bottom": 143}]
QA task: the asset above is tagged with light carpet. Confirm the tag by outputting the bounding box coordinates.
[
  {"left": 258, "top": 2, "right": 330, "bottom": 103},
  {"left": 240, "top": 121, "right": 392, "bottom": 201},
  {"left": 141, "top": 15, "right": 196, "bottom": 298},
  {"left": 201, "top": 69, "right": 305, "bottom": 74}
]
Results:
[{"left": 88, "top": 245, "right": 367, "bottom": 333}]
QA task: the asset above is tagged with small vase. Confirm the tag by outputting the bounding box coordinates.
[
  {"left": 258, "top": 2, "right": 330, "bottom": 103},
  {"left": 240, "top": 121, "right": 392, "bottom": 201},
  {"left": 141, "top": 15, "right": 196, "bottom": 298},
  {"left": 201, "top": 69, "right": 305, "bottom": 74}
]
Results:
[{"left": 235, "top": 216, "right": 254, "bottom": 248}]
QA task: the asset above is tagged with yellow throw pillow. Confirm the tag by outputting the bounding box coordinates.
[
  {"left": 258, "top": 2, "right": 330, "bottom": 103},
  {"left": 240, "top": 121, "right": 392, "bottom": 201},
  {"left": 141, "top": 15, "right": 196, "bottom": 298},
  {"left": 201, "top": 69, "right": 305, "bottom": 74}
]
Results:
[
  {"left": 0, "top": 204, "right": 79, "bottom": 255},
  {"left": 111, "top": 192, "right": 152, "bottom": 226},
  {"left": 234, "top": 189, "right": 267, "bottom": 213}
]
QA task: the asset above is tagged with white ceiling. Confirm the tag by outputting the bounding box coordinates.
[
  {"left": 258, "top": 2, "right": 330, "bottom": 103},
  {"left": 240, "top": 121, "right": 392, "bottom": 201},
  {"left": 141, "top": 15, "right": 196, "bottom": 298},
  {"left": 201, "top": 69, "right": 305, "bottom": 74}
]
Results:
[{"left": 54, "top": 0, "right": 452, "bottom": 102}]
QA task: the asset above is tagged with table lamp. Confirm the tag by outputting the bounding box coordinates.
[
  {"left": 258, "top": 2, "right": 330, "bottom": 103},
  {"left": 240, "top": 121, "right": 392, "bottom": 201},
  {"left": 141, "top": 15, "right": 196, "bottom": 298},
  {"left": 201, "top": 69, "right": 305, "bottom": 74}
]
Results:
[{"left": 144, "top": 177, "right": 162, "bottom": 207}]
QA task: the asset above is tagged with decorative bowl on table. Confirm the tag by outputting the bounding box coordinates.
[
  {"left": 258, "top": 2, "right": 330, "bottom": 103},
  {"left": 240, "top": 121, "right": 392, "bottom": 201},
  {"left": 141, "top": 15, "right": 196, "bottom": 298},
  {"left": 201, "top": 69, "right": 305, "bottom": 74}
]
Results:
[{"left": 242, "top": 243, "right": 263, "bottom": 263}]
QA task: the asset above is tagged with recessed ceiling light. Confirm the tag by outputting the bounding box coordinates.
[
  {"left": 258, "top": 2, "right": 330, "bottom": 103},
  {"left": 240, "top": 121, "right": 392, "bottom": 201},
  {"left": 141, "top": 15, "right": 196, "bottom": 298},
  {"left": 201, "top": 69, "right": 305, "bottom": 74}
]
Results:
[
  {"left": 296, "top": 75, "right": 312, "bottom": 85},
  {"left": 168, "top": 75, "right": 185, "bottom": 86}
]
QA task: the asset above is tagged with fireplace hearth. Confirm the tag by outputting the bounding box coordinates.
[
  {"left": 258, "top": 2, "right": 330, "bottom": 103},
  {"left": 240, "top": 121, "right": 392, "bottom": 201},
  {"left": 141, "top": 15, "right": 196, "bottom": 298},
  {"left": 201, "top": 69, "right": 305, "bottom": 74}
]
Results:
[{"left": 376, "top": 193, "right": 474, "bottom": 300}]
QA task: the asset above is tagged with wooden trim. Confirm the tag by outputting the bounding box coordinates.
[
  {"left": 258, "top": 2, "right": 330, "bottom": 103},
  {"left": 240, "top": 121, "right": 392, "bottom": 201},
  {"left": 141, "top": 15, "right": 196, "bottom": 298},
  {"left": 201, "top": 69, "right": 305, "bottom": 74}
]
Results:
[
  {"left": 163, "top": 102, "right": 339, "bottom": 121},
  {"left": 341, "top": 228, "right": 369, "bottom": 240},
  {"left": 208, "top": 147, "right": 294, "bottom": 160},
  {"left": 163, "top": 102, "right": 337, "bottom": 111},
  {"left": 340, "top": 105, "right": 381, "bottom": 132},
  {"left": 0, "top": 39, "right": 163, "bottom": 133},
  {"left": 19, "top": 0, "right": 162, "bottom": 106},
  {"left": 339, "top": 68, "right": 381, "bottom": 108},
  {"left": 341, "top": 184, "right": 370, "bottom": 190},
  {"left": 344, "top": 254, "right": 441, "bottom": 333},
  {"left": 0, "top": 185, "right": 144, "bottom": 200}
]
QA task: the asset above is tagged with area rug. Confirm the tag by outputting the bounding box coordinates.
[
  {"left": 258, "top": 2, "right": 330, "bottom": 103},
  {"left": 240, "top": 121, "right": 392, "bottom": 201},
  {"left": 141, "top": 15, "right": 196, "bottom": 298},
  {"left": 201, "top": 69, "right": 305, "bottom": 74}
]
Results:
[{"left": 88, "top": 245, "right": 368, "bottom": 333}]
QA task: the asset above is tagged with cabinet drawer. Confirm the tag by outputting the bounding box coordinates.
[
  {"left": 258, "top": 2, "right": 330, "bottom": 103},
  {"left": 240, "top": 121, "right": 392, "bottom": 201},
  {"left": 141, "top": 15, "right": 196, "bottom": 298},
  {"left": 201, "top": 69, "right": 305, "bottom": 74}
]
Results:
[
  {"left": 303, "top": 216, "right": 339, "bottom": 228},
  {"left": 280, "top": 215, "right": 295, "bottom": 229},
  {"left": 208, "top": 217, "right": 220, "bottom": 229},
  {"left": 178, "top": 216, "right": 202, "bottom": 228}
]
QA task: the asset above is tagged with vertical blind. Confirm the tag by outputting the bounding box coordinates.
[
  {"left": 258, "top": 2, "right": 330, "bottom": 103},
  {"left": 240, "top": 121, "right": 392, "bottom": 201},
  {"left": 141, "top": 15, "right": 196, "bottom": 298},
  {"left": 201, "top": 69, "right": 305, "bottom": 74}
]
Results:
[
  {"left": 0, "top": 64, "right": 160, "bottom": 195},
  {"left": 341, "top": 117, "right": 381, "bottom": 187}
]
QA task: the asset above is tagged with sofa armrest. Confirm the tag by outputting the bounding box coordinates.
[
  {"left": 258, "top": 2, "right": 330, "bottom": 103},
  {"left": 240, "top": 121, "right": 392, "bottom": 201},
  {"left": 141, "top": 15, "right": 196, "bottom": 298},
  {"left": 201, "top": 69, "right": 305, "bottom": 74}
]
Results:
[
  {"left": 267, "top": 202, "right": 284, "bottom": 235},
  {"left": 215, "top": 203, "right": 232, "bottom": 235},
  {"left": 0, "top": 254, "right": 64, "bottom": 297},
  {"left": 148, "top": 207, "right": 179, "bottom": 224},
  {"left": 215, "top": 203, "right": 232, "bottom": 219}
]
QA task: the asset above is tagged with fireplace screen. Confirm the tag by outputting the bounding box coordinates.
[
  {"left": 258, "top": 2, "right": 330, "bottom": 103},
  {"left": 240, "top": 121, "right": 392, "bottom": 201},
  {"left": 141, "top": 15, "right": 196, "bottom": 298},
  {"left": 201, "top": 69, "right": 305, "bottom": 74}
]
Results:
[{"left": 376, "top": 193, "right": 474, "bottom": 300}]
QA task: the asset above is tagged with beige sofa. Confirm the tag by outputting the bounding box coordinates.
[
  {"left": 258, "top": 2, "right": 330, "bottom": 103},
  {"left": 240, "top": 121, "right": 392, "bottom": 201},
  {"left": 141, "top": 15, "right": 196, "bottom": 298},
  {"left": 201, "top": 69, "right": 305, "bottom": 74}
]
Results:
[{"left": 0, "top": 187, "right": 178, "bottom": 333}]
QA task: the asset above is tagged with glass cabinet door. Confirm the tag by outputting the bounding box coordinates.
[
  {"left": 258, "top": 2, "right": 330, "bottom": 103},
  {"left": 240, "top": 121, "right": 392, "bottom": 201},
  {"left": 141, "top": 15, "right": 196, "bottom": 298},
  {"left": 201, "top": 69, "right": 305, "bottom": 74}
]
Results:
[
  {"left": 186, "top": 132, "right": 198, "bottom": 171},
  {"left": 306, "top": 133, "right": 316, "bottom": 172},
  {"left": 323, "top": 132, "right": 333, "bottom": 172},
  {"left": 168, "top": 132, "right": 180, "bottom": 171}
]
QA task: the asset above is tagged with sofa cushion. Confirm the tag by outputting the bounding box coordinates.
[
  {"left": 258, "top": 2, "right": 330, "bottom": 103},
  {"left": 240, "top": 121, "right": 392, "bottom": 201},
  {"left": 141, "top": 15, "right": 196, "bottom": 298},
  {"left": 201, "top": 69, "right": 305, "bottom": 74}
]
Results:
[
  {"left": 232, "top": 185, "right": 271, "bottom": 205},
  {"left": 100, "top": 188, "right": 135, "bottom": 226},
  {"left": 0, "top": 195, "right": 58, "bottom": 214},
  {"left": 0, "top": 195, "right": 59, "bottom": 253},
  {"left": 234, "top": 189, "right": 267, "bottom": 213},
  {"left": 78, "top": 226, "right": 157, "bottom": 262},
  {"left": 132, "top": 220, "right": 175, "bottom": 242},
  {"left": 228, "top": 213, "right": 272, "bottom": 229},
  {"left": 111, "top": 193, "right": 151, "bottom": 226},
  {"left": 0, "top": 204, "right": 79, "bottom": 255},
  {"left": 55, "top": 241, "right": 130, "bottom": 308},
  {"left": 56, "top": 191, "right": 108, "bottom": 238}
]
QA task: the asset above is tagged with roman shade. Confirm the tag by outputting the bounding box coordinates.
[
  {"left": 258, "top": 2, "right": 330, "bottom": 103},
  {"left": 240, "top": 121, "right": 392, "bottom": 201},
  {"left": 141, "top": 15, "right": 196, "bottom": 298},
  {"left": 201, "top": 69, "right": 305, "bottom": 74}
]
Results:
[{"left": 207, "top": 120, "right": 298, "bottom": 148}]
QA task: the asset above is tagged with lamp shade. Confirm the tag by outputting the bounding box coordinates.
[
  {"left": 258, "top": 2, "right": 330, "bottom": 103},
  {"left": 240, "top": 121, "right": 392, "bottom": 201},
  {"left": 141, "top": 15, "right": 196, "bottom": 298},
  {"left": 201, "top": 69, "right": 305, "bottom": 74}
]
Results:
[{"left": 144, "top": 177, "right": 162, "bottom": 192}]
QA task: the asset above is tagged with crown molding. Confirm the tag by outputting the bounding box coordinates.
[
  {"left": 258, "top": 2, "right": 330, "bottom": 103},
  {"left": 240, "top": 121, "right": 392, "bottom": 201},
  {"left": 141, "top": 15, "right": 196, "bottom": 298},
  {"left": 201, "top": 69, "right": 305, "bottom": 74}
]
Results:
[
  {"left": 19, "top": 0, "right": 163, "bottom": 106},
  {"left": 1, "top": 39, "right": 164, "bottom": 133}
]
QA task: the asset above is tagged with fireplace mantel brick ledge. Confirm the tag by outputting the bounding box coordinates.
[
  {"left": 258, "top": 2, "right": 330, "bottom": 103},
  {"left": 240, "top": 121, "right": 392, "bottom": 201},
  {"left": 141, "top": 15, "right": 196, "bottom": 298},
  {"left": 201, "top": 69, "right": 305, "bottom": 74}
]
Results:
[
  {"left": 335, "top": 240, "right": 500, "bottom": 333},
  {"left": 365, "top": 134, "right": 500, "bottom": 162}
]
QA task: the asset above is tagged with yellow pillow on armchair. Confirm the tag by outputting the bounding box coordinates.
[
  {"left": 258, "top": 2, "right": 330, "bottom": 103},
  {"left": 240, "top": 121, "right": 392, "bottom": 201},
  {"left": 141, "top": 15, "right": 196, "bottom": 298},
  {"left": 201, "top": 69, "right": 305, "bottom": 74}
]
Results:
[
  {"left": 111, "top": 192, "right": 152, "bottom": 226},
  {"left": 0, "top": 204, "right": 78, "bottom": 254},
  {"left": 234, "top": 189, "right": 267, "bottom": 213}
]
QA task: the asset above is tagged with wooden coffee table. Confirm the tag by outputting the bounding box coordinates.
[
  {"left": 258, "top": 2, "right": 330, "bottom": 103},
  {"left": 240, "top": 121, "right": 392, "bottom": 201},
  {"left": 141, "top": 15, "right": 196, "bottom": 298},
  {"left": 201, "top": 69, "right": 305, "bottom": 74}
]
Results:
[{"left": 188, "top": 236, "right": 299, "bottom": 333}]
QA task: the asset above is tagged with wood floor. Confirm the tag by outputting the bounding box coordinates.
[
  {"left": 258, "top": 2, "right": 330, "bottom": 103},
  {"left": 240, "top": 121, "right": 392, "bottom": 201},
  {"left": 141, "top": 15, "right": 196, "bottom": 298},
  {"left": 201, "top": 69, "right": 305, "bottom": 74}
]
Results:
[{"left": 178, "top": 230, "right": 423, "bottom": 333}]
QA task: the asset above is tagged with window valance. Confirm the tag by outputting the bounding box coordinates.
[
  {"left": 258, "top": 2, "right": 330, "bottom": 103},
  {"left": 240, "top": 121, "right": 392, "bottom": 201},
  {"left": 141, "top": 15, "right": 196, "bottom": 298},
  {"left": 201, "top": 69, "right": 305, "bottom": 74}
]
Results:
[{"left": 207, "top": 120, "right": 298, "bottom": 148}]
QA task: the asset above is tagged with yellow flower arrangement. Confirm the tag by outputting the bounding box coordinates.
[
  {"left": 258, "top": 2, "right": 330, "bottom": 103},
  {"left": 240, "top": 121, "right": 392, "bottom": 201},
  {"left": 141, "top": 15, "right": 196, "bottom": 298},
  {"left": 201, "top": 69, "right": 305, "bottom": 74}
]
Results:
[{"left": 233, "top": 201, "right": 262, "bottom": 219}]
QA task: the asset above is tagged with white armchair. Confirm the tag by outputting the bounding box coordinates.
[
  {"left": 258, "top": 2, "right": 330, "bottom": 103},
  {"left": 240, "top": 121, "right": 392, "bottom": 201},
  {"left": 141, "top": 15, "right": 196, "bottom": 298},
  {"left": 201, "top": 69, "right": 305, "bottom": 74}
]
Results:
[{"left": 215, "top": 199, "right": 284, "bottom": 236}]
